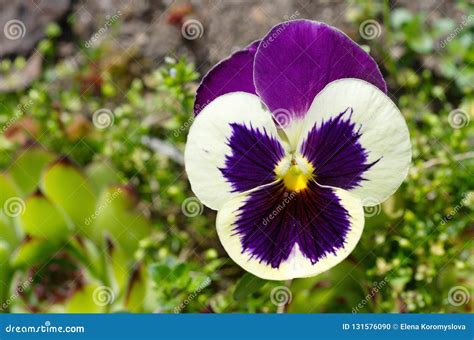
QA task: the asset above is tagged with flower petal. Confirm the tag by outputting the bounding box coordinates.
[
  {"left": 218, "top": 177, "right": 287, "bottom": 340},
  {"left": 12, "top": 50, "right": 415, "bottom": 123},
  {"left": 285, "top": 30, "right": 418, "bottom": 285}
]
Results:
[
  {"left": 254, "top": 20, "right": 386, "bottom": 122},
  {"left": 298, "top": 78, "right": 411, "bottom": 206},
  {"left": 194, "top": 40, "right": 260, "bottom": 115},
  {"left": 216, "top": 181, "right": 364, "bottom": 280},
  {"left": 185, "top": 92, "right": 285, "bottom": 210}
]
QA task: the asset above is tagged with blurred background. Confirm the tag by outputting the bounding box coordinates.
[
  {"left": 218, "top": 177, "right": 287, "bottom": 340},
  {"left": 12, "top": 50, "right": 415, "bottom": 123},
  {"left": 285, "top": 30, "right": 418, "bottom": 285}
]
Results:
[{"left": 0, "top": 0, "right": 472, "bottom": 313}]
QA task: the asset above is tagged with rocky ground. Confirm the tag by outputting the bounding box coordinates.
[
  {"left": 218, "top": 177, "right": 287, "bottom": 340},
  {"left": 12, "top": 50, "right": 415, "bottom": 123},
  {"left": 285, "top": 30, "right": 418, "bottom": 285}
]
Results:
[{"left": 0, "top": 0, "right": 462, "bottom": 85}]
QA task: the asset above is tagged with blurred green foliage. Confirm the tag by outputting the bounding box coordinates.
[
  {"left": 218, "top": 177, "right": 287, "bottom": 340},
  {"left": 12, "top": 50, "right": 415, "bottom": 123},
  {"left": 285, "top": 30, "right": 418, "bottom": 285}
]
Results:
[{"left": 0, "top": 1, "right": 472, "bottom": 313}]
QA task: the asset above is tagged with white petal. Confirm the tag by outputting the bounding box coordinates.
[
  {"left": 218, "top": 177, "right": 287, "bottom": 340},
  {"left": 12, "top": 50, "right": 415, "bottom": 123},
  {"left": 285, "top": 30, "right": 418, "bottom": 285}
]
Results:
[
  {"left": 299, "top": 78, "right": 411, "bottom": 206},
  {"left": 216, "top": 183, "right": 364, "bottom": 280},
  {"left": 185, "top": 92, "right": 281, "bottom": 210}
]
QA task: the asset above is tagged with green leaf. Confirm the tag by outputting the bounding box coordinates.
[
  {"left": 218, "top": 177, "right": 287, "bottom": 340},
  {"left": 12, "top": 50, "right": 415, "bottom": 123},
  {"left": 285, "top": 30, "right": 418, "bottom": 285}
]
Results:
[
  {"left": 11, "top": 238, "right": 57, "bottom": 269},
  {"left": 125, "top": 263, "right": 147, "bottom": 313},
  {"left": 105, "top": 236, "right": 129, "bottom": 291},
  {"left": 66, "top": 284, "right": 106, "bottom": 313},
  {"left": 0, "top": 241, "right": 12, "bottom": 307},
  {"left": 93, "top": 185, "right": 151, "bottom": 253},
  {"left": 233, "top": 273, "right": 268, "bottom": 301},
  {"left": 432, "top": 18, "right": 456, "bottom": 38},
  {"left": 41, "top": 158, "right": 96, "bottom": 236},
  {"left": 0, "top": 211, "right": 20, "bottom": 247},
  {"left": 288, "top": 262, "right": 367, "bottom": 313},
  {"left": 19, "top": 192, "right": 72, "bottom": 242},
  {"left": 410, "top": 34, "right": 434, "bottom": 54},
  {"left": 85, "top": 161, "right": 122, "bottom": 196},
  {"left": 390, "top": 8, "right": 413, "bottom": 29},
  {"left": 66, "top": 236, "right": 104, "bottom": 282},
  {"left": 9, "top": 147, "right": 55, "bottom": 195},
  {"left": 0, "top": 173, "right": 19, "bottom": 207},
  {"left": 149, "top": 263, "right": 172, "bottom": 282}
]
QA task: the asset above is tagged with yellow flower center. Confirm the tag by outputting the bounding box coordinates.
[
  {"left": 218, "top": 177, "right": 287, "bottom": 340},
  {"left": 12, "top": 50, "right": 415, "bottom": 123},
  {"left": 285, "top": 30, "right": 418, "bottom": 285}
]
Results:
[{"left": 275, "top": 155, "right": 314, "bottom": 192}]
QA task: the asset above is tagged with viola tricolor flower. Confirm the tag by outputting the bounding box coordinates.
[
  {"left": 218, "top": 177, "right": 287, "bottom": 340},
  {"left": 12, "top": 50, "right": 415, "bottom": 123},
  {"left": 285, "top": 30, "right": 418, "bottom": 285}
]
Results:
[{"left": 185, "top": 20, "right": 411, "bottom": 280}]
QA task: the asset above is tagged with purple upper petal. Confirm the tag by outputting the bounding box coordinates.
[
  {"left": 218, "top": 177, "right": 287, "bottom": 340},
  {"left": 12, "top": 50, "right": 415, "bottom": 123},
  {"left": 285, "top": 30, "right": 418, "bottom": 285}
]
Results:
[
  {"left": 253, "top": 20, "right": 386, "bottom": 120},
  {"left": 194, "top": 40, "right": 260, "bottom": 115}
]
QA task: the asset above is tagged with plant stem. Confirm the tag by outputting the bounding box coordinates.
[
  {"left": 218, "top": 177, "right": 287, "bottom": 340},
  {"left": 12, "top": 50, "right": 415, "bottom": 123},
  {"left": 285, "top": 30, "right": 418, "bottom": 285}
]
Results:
[{"left": 277, "top": 279, "right": 293, "bottom": 314}]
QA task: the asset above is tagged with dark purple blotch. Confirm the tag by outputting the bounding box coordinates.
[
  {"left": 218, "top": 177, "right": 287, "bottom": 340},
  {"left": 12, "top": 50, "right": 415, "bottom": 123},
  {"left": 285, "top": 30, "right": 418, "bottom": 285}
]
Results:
[
  {"left": 300, "top": 108, "right": 380, "bottom": 190},
  {"left": 233, "top": 181, "right": 351, "bottom": 268},
  {"left": 220, "top": 122, "right": 285, "bottom": 193}
]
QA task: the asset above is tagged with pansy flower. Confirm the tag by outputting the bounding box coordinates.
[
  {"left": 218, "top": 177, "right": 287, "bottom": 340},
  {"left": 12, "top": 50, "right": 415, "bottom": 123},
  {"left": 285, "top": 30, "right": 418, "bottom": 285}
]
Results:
[{"left": 185, "top": 20, "right": 411, "bottom": 280}]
